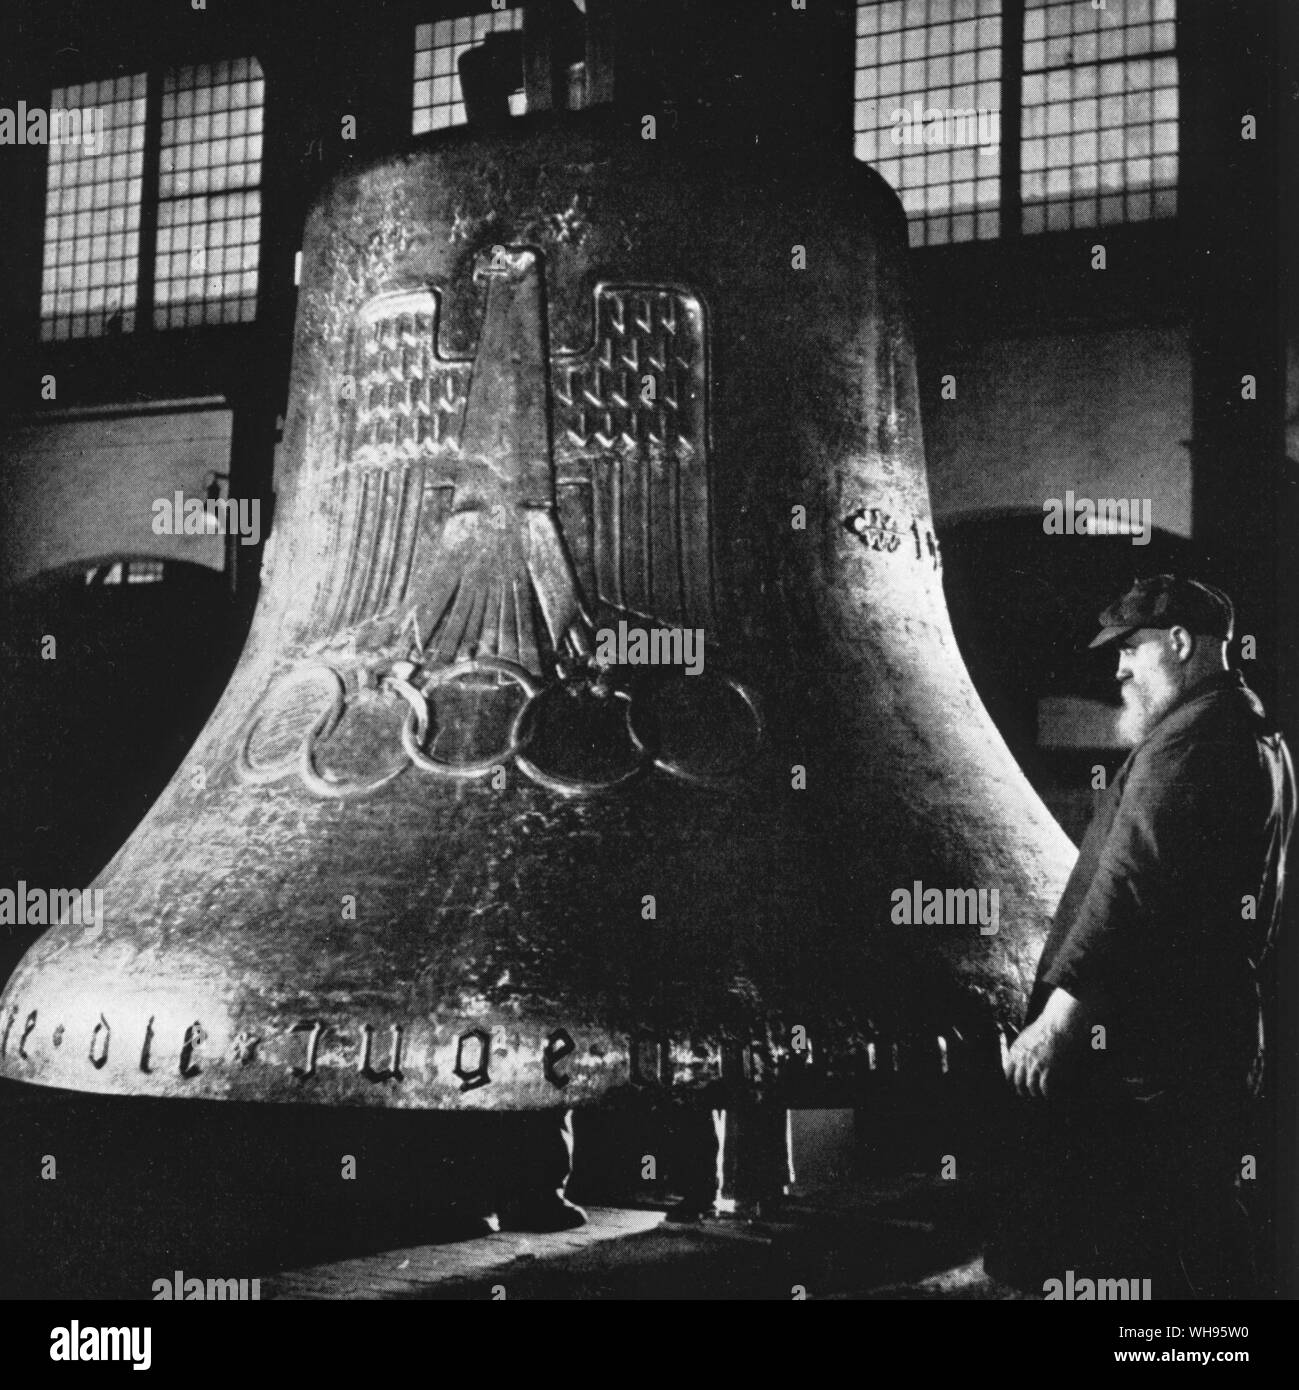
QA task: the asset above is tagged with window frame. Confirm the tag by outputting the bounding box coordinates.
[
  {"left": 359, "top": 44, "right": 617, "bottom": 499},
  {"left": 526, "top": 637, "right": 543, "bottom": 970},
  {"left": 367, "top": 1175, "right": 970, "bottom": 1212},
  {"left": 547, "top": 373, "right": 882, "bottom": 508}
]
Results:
[
  {"left": 412, "top": 7, "right": 528, "bottom": 136},
  {"left": 853, "top": 0, "right": 1180, "bottom": 248},
  {"left": 39, "top": 54, "right": 267, "bottom": 342}
]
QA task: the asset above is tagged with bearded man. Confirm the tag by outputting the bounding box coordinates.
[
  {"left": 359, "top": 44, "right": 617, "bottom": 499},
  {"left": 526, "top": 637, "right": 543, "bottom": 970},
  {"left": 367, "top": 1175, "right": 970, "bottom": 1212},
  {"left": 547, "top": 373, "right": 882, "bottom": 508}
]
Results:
[{"left": 987, "top": 576, "right": 1294, "bottom": 1298}]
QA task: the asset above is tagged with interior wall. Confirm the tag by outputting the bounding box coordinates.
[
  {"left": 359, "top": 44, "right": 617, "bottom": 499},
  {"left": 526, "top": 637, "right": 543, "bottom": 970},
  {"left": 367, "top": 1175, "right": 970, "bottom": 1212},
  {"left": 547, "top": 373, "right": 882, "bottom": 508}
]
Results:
[
  {"left": 0, "top": 405, "right": 232, "bottom": 586},
  {"left": 920, "top": 325, "right": 1192, "bottom": 537}
]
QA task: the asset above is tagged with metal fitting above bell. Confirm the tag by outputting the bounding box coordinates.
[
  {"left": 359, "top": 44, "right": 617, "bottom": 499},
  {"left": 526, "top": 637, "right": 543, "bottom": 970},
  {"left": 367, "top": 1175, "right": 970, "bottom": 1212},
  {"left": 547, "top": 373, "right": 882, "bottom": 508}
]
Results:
[{"left": 0, "top": 0, "right": 1075, "bottom": 1108}]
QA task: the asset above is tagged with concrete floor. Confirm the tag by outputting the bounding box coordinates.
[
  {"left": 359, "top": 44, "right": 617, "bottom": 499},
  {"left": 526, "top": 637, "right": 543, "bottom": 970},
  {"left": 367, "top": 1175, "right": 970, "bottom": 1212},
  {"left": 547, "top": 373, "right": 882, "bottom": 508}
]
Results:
[
  {"left": 0, "top": 1082, "right": 1032, "bottom": 1300},
  {"left": 261, "top": 1178, "right": 1032, "bottom": 1301}
]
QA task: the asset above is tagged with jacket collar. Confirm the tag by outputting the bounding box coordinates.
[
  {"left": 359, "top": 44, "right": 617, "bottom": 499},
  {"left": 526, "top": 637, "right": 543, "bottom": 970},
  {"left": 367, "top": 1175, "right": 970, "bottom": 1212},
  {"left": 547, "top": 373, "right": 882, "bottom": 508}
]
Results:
[
  {"left": 1111, "top": 671, "right": 1255, "bottom": 780},
  {"left": 1136, "top": 668, "right": 1253, "bottom": 748}
]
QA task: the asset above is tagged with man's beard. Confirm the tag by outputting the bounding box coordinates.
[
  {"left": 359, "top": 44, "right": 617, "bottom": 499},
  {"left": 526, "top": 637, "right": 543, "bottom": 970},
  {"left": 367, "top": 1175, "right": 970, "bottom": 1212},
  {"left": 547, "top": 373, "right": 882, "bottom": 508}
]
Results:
[{"left": 1115, "top": 677, "right": 1176, "bottom": 747}]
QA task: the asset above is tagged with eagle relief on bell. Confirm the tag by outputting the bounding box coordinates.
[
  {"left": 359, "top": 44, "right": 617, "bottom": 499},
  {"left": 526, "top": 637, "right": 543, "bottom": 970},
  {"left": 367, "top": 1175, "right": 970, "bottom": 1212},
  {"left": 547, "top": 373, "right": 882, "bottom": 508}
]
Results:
[
  {"left": 240, "top": 242, "right": 756, "bottom": 802},
  {"left": 0, "top": 0, "right": 1075, "bottom": 1111}
]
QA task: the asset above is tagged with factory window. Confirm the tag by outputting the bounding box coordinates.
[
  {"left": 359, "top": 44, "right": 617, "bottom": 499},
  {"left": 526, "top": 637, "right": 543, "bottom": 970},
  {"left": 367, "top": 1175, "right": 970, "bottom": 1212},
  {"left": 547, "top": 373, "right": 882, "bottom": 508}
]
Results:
[
  {"left": 853, "top": 0, "right": 1178, "bottom": 247},
  {"left": 40, "top": 58, "right": 265, "bottom": 341},
  {"left": 412, "top": 8, "right": 526, "bottom": 135},
  {"left": 41, "top": 76, "right": 147, "bottom": 340},
  {"left": 1021, "top": 0, "right": 1177, "bottom": 233},
  {"left": 84, "top": 558, "right": 165, "bottom": 585},
  {"left": 854, "top": 0, "right": 1003, "bottom": 248},
  {"left": 154, "top": 59, "right": 265, "bottom": 329}
]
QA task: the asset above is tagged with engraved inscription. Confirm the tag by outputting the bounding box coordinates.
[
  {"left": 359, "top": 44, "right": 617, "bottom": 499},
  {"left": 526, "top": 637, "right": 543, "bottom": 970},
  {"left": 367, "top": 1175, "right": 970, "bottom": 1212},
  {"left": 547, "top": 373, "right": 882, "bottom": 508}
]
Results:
[
  {"left": 843, "top": 507, "right": 941, "bottom": 569},
  {"left": 359, "top": 1022, "right": 404, "bottom": 1083},
  {"left": 454, "top": 1028, "right": 492, "bottom": 1092},
  {"left": 844, "top": 506, "right": 903, "bottom": 553},
  {"left": 543, "top": 1028, "right": 576, "bottom": 1088},
  {"left": 17, "top": 1009, "right": 37, "bottom": 1060},
  {"left": 290, "top": 1020, "right": 323, "bottom": 1080},
  {"left": 179, "top": 1021, "right": 205, "bottom": 1078},
  {"left": 233, "top": 1031, "right": 260, "bottom": 1066},
  {"left": 629, "top": 1034, "right": 664, "bottom": 1087},
  {"left": 89, "top": 1013, "right": 110, "bottom": 1069}
]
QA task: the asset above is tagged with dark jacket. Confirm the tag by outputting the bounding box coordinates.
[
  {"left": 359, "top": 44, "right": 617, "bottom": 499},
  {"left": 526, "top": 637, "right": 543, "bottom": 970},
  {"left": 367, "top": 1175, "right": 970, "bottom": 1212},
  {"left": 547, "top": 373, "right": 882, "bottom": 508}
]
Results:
[{"left": 1028, "top": 669, "right": 1294, "bottom": 1098}]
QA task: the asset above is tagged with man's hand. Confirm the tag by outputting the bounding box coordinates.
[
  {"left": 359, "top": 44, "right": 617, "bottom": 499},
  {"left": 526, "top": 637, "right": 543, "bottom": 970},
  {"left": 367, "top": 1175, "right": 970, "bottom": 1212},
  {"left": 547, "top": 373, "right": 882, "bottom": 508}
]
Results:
[{"left": 1004, "top": 987, "right": 1089, "bottom": 1099}]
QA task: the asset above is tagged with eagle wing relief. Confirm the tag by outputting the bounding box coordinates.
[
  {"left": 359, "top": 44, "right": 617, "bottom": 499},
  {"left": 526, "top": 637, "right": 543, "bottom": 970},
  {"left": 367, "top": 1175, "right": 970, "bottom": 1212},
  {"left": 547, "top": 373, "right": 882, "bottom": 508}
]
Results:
[
  {"left": 551, "top": 284, "right": 715, "bottom": 637},
  {"left": 304, "top": 287, "right": 472, "bottom": 660}
]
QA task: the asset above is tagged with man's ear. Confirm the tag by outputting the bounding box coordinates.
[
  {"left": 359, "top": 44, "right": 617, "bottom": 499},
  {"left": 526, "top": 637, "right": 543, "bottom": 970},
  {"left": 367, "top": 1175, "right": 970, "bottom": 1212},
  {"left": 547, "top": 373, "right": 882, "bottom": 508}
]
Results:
[{"left": 1166, "top": 625, "right": 1195, "bottom": 662}]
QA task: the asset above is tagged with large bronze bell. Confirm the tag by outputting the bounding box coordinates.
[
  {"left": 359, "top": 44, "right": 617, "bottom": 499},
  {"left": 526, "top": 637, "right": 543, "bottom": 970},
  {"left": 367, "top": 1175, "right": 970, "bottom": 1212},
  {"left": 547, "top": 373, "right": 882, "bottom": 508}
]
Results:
[{"left": 0, "top": 0, "right": 1074, "bottom": 1112}]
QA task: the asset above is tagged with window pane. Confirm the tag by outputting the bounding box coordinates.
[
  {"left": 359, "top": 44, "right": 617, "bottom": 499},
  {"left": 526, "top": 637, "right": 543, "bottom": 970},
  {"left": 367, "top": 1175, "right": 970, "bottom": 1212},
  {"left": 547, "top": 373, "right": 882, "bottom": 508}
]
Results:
[
  {"left": 412, "top": 7, "right": 525, "bottom": 134},
  {"left": 41, "top": 76, "right": 147, "bottom": 341},
  {"left": 854, "top": 0, "right": 1003, "bottom": 246},
  {"left": 1021, "top": 0, "right": 1177, "bottom": 234},
  {"left": 155, "top": 58, "right": 265, "bottom": 328}
]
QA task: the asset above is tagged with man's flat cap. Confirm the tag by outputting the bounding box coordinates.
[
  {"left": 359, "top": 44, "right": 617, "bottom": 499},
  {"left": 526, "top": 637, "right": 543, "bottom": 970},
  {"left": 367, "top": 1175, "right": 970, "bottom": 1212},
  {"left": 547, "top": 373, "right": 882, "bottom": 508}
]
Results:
[{"left": 1088, "top": 574, "right": 1235, "bottom": 649}]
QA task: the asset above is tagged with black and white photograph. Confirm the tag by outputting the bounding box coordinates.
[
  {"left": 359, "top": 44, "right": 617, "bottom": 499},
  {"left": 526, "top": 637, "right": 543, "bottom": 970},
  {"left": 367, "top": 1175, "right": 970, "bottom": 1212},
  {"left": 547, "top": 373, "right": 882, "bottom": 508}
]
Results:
[{"left": 0, "top": 0, "right": 1293, "bottom": 1357}]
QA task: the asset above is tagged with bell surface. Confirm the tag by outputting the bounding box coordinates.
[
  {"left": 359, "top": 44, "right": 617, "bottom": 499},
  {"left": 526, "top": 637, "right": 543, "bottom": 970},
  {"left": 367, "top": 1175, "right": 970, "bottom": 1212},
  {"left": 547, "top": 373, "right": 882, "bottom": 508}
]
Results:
[{"left": 0, "top": 103, "right": 1075, "bottom": 1108}]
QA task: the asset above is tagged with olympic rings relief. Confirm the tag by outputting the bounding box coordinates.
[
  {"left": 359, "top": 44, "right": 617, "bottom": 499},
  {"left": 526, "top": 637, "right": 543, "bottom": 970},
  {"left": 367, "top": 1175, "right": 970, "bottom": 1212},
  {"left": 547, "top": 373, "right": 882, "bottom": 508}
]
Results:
[{"left": 236, "top": 655, "right": 764, "bottom": 800}]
